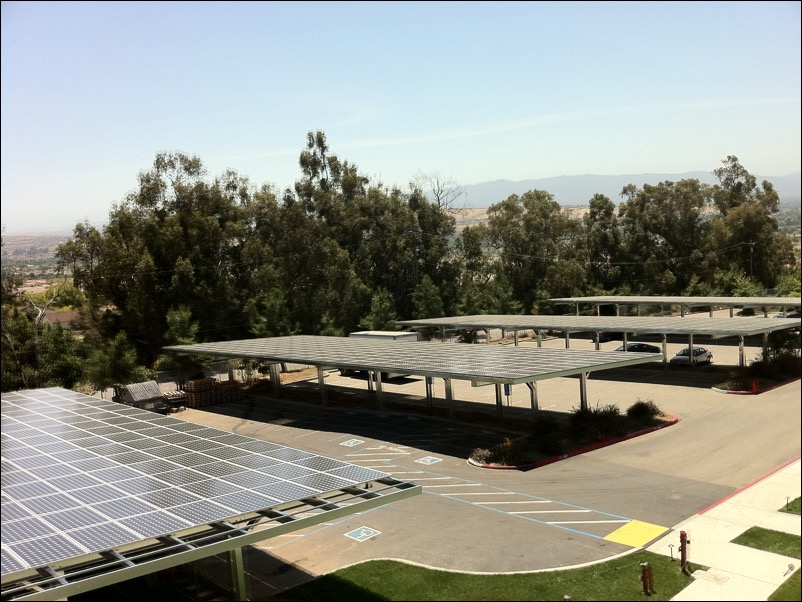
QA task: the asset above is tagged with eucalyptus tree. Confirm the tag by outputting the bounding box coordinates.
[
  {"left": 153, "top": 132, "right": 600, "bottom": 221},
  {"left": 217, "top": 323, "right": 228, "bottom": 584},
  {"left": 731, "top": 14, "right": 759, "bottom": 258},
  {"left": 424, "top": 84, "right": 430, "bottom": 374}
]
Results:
[
  {"left": 581, "top": 194, "right": 623, "bottom": 291},
  {"left": 616, "top": 178, "right": 712, "bottom": 293},
  {"left": 56, "top": 153, "right": 253, "bottom": 364},
  {"left": 485, "top": 190, "right": 579, "bottom": 311},
  {"left": 705, "top": 156, "right": 792, "bottom": 288}
]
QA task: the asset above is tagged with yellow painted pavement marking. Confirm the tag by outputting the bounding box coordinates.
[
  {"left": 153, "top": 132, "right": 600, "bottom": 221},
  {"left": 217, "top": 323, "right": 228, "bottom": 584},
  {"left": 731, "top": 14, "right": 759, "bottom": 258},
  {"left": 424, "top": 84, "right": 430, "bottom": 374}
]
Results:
[{"left": 604, "top": 519, "right": 669, "bottom": 547}]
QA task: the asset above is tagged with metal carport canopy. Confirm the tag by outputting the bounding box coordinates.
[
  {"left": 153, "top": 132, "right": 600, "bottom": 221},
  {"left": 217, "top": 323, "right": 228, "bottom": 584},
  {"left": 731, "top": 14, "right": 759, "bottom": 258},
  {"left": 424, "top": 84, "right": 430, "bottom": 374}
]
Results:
[
  {"left": 1, "top": 388, "right": 420, "bottom": 601},
  {"left": 545, "top": 295, "right": 801, "bottom": 316},
  {"left": 395, "top": 315, "right": 801, "bottom": 340},
  {"left": 164, "top": 335, "right": 662, "bottom": 416},
  {"left": 164, "top": 334, "right": 661, "bottom": 386},
  {"left": 396, "top": 314, "right": 801, "bottom": 369}
]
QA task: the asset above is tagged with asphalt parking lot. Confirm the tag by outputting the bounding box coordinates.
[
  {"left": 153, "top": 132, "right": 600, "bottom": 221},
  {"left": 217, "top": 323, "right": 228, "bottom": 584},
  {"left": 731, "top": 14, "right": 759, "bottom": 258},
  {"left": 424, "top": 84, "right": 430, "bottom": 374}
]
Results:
[{"left": 168, "top": 332, "right": 800, "bottom": 599}]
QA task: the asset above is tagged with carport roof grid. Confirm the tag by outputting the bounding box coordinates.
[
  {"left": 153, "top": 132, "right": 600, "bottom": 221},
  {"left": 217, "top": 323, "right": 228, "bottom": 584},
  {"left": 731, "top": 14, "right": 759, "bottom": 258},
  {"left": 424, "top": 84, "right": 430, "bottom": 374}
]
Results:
[
  {"left": 164, "top": 334, "right": 661, "bottom": 385},
  {"left": 545, "top": 295, "right": 801, "bottom": 310},
  {"left": 1, "top": 388, "right": 419, "bottom": 600},
  {"left": 396, "top": 315, "right": 801, "bottom": 339}
]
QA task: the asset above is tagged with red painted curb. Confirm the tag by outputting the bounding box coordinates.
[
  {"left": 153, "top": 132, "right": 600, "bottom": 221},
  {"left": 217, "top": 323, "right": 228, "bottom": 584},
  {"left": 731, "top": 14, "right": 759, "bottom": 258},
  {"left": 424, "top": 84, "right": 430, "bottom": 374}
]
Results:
[
  {"left": 472, "top": 414, "right": 680, "bottom": 471},
  {"left": 698, "top": 455, "right": 802, "bottom": 515},
  {"left": 713, "top": 375, "right": 800, "bottom": 395}
]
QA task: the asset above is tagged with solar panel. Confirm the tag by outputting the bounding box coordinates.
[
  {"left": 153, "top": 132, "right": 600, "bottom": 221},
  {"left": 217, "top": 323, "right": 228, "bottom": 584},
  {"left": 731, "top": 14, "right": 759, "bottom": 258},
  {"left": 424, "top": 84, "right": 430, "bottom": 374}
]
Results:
[
  {"left": 165, "top": 334, "right": 662, "bottom": 384},
  {"left": 397, "top": 314, "right": 801, "bottom": 338},
  {"left": 1, "top": 387, "right": 390, "bottom": 578}
]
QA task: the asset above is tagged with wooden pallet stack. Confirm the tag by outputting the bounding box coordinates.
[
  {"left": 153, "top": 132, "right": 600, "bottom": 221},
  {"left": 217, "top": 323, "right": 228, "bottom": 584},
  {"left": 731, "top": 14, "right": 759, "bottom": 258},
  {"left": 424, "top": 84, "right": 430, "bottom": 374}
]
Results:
[
  {"left": 184, "top": 377, "right": 217, "bottom": 407},
  {"left": 184, "top": 378, "right": 244, "bottom": 407},
  {"left": 216, "top": 380, "right": 245, "bottom": 403}
]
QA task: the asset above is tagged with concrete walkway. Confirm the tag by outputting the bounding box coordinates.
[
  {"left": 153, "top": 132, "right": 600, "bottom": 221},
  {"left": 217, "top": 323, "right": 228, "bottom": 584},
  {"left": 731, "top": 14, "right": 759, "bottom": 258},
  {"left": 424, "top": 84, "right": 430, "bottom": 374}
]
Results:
[{"left": 646, "top": 457, "right": 801, "bottom": 601}]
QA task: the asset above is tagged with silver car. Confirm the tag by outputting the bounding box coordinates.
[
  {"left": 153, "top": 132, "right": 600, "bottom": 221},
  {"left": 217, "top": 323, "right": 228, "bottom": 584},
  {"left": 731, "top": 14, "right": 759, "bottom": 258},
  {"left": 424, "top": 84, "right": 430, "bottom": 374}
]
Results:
[{"left": 669, "top": 346, "right": 713, "bottom": 365}]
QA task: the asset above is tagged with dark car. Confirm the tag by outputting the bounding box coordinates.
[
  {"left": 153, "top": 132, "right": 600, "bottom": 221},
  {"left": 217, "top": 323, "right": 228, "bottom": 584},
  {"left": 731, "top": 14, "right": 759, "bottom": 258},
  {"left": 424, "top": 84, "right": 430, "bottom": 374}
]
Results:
[{"left": 614, "top": 343, "right": 661, "bottom": 354}]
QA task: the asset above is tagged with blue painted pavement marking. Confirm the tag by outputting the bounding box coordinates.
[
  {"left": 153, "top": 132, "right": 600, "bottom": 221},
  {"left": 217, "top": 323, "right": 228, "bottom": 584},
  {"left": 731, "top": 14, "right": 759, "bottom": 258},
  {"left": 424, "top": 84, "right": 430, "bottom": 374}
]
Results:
[{"left": 345, "top": 526, "right": 381, "bottom": 542}]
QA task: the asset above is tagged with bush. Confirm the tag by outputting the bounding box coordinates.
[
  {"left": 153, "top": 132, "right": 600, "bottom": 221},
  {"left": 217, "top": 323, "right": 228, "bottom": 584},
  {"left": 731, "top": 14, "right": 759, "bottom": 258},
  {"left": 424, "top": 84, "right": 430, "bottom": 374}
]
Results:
[
  {"left": 530, "top": 414, "right": 561, "bottom": 437},
  {"left": 536, "top": 434, "right": 566, "bottom": 456},
  {"left": 570, "top": 403, "right": 627, "bottom": 441},
  {"left": 626, "top": 398, "right": 663, "bottom": 423},
  {"left": 750, "top": 352, "right": 801, "bottom": 381},
  {"left": 470, "top": 447, "right": 493, "bottom": 464},
  {"left": 717, "top": 367, "right": 753, "bottom": 391}
]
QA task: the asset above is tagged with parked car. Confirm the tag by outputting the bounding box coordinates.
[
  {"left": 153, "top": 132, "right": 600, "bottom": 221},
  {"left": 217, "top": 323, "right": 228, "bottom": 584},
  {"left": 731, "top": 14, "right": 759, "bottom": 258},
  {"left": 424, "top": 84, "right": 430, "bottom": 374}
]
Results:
[
  {"left": 614, "top": 343, "right": 661, "bottom": 354},
  {"left": 669, "top": 346, "right": 713, "bottom": 365}
]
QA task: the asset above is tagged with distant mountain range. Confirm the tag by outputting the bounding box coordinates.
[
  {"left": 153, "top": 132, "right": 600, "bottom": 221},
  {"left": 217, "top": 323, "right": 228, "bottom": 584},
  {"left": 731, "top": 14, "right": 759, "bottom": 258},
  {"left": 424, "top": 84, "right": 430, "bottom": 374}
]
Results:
[{"left": 456, "top": 171, "right": 802, "bottom": 208}]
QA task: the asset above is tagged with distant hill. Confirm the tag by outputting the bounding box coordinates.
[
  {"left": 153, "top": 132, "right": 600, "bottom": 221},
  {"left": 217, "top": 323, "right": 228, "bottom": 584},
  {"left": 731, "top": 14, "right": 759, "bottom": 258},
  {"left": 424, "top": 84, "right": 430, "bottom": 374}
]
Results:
[{"left": 457, "top": 172, "right": 801, "bottom": 208}]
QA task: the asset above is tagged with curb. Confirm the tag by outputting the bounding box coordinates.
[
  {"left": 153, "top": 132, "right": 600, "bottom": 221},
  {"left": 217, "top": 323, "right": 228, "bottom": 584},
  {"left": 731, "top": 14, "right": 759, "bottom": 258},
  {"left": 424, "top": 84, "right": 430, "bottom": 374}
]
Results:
[
  {"left": 711, "top": 375, "right": 801, "bottom": 395},
  {"left": 470, "top": 413, "right": 679, "bottom": 471}
]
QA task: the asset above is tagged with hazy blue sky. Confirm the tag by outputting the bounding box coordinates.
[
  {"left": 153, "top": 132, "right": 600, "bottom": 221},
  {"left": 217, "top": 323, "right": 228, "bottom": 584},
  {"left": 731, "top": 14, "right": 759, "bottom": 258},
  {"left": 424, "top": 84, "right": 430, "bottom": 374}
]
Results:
[{"left": 2, "top": 1, "right": 800, "bottom": 234}]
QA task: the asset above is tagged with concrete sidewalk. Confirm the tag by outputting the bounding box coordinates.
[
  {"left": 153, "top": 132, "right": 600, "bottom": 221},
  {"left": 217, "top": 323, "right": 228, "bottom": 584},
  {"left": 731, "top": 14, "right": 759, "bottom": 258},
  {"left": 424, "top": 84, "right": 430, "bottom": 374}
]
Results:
[{"left": 646, "top": 457, "right": 801, "bottom": 601}]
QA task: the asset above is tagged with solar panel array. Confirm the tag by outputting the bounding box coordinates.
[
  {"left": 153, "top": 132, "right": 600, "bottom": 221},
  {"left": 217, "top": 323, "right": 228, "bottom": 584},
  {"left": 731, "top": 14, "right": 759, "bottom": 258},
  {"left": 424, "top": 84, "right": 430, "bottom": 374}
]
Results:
[
  {"left": 546, "top": 295, "right": 802, "bottom": 308},
  {"left": 397, "top": 315, "right": 801, "bottom": 337},
  {"left": 165, "top": 335, "right": 661, "bottom": 384},
  {"left": 1, "top": 388, "right": 389, "bottom": 578}
]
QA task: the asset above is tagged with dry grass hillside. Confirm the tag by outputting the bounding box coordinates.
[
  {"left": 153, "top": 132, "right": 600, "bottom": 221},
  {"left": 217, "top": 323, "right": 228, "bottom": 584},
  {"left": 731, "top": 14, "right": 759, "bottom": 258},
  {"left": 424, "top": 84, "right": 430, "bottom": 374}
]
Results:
[{"left": 453, "top": 206, "right": 588, "bottom": 231}]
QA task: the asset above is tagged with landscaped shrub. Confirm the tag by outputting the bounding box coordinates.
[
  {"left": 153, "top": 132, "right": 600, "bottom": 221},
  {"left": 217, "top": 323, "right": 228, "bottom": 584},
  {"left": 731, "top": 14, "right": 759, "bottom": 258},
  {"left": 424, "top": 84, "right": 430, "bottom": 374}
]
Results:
[
  {"left": 767, "top": 352, "right": 801, "bottom": 377},
  {"left": 626, "top": 398, "right": 663, "bottom": 423},
  {"left": 750, "top": 352, "right": 801, "bottom": 381},
  {"left": 493, "top": 437, "right": 523, "bottom": 465},
  {"left": 569, "top": 407, "right": 595, "bottom": 441},
  {"left": 717, "top": 366, "right": 753, "bottom": 391},
  {"left": 536, "top": 433, "right": 565, "bottom": 456},
  {"left": 530, "top": 414, "right": 561, "bottom": 436},
  {"left": 470, "top": 447, "right": 493, "bottom": 464},
  {"left": 570, "top": 403, "right": 627, "bottom": 441}
]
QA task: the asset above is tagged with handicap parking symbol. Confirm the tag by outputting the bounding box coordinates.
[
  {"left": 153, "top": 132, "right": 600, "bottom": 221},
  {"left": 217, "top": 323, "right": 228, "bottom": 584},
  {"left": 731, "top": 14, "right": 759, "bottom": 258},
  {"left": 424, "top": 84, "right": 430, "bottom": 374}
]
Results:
[
  {"left": 415, "top": 456, "right": 441, "bottom": 465},
  {"left": 345, "top": 526, "right": 381, "bottom": 541},
  {"left": 341, "top": 439, "right": 364, "bottom": 447}
]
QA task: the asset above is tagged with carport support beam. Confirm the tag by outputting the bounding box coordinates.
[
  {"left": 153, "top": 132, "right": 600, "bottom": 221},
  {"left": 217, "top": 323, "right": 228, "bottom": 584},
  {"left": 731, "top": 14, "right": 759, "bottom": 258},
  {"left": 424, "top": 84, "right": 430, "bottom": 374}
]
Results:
[
  {"left": 229, "top": 546, "right": 247, "bottom": 601},
  {"left": 739, "top": 336, "right": 745, "bottom": 367},
  {"left": 425, "top": 376, "right": 434, "bottom": 408},
  {"left": 687, "top": 335, "right": 694, "bottom": 368},
  {"left": 526, "top": 381, "right": 539, "bottom": 411},
  {"left": 579, "top": 373, "right": 588, "bottom": 411},
  {"left": 269, "top": 364, "right": 281, "bottom": 396},
  {"left": 317, "top": 367, "right": 328, "bottom": 405},
  {"left": 444, "top": 378, "right": 454, "bottom": 418},
  {"left": 495, "top": 383, "right": 503, "bottom": 418},
  {"left": 374, "top": 372, "right": 384, "bottom": 410}
]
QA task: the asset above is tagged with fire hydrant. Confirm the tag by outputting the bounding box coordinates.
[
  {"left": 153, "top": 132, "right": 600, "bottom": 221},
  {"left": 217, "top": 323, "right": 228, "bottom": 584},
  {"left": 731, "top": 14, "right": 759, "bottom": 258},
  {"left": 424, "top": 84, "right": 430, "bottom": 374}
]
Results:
[
  {"left": 679, "top": 530, "right": 691, "bottom": 574},
  {"left": 640, "top": 561, "right": 653, "bottom": 594}
]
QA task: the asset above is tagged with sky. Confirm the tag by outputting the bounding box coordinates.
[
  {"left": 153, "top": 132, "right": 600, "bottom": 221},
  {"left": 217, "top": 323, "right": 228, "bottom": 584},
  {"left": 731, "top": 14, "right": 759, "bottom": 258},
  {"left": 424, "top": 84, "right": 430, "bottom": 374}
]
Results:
[{"left": 2, "top": 1, "right": 800, "bottom": 235}]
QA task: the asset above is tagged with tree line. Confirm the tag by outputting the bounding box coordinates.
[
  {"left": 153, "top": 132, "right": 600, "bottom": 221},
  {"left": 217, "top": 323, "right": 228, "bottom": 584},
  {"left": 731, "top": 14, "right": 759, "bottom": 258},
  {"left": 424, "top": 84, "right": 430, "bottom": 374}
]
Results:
[{"left": 2, "top": 131, "right": 800, "bottom": 393}]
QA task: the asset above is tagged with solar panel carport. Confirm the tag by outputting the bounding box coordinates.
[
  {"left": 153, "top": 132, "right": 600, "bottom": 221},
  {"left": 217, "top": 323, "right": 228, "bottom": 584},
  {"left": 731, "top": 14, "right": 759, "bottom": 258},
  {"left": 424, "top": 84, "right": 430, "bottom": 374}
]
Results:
[
  {"left": 545, "top": 295, "right": 801, "bottom": 317},
  {"left": 396, "top": 315, "right": 802, "bottom": 368},
  {"left": 164, "top": 334, "right": 662, "bottom": 418},
  {"left": 1, "top": 388, "right": 420, "bottom": 601}
]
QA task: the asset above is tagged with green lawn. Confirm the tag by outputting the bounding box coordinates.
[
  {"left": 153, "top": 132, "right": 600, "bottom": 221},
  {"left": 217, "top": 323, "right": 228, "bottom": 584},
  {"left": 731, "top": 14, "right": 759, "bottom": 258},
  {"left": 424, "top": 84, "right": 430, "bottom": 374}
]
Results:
[{"left": 266, "top": 552, "right": 698, "bottom": 601}]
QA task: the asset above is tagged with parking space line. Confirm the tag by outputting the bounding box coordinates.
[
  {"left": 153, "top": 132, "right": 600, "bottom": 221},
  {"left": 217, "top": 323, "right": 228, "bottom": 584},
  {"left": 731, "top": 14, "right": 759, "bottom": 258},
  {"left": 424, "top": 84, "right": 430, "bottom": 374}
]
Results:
[
  {"left": 511, "top": 509, "right": 592, "bottom": 514},
  {"left": 474, "top": 500, "right": 553, "bottom": 504},
  {"left": 548, "top": 519, "right": 632, "bottom": 520}
]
